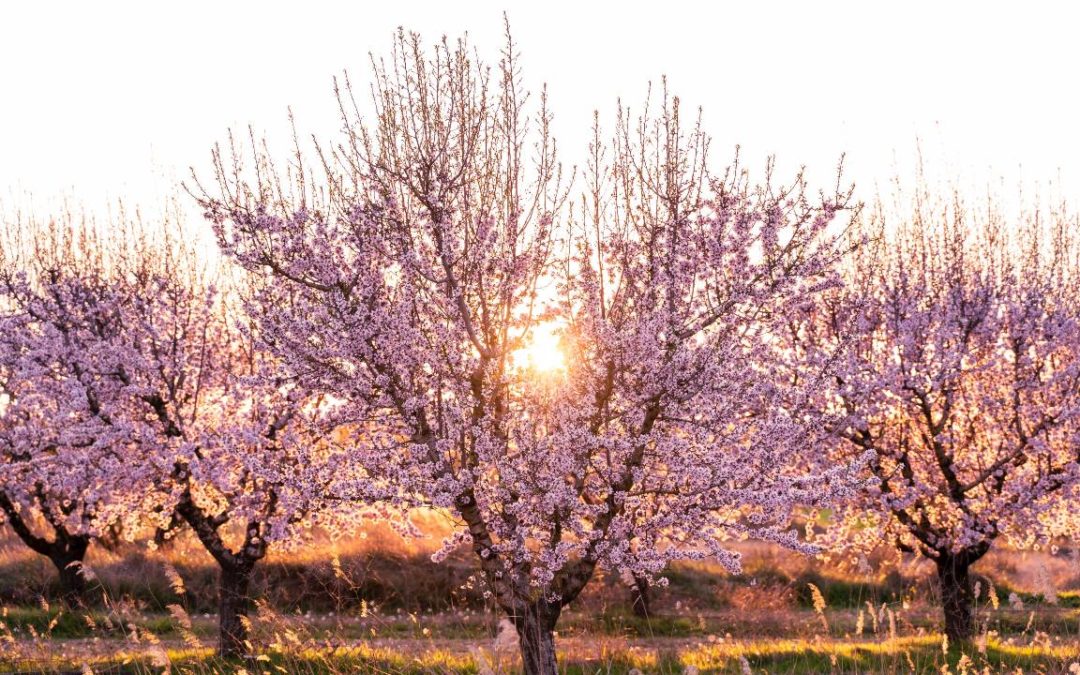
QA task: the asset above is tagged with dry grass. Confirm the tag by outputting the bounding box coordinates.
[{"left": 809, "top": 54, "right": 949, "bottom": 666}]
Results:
[
  {"left": 4, "top": 625, "right": 1079, "bottom": 673},
  {"left": 1, "top": 525, "right": 1078, "bottom": 673}
]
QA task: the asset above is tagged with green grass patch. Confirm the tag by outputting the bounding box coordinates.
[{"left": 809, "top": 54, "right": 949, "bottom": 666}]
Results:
[{"left": 0, "top": 606, "right": 179, "bottom": 639}]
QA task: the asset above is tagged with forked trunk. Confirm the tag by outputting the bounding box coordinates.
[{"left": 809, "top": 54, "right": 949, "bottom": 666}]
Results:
[
  {"left": 218, "top": 562, "right": 254, "bottom": 658},
  {"left": 175, "top": 490, "right": 266, "bottom": 658},
  {"left": 0, "top": 494, "right": 91, "bottom": 606},
  {"left": 936, "top": 554, "right": 974, "bottom": 642},
  {"left": 513, "top": 600, "right": 561, "bottom": 675}
]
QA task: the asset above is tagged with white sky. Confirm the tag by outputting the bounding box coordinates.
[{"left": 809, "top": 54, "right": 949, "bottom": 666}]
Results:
[{"left": 2, "top": 1, "right": 1079, "bottom": 222}]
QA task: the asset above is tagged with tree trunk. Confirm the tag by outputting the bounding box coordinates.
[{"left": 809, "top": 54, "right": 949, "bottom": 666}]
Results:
[
  {"left": 513, "top": 601, "right": 561, "bottom": 675},
  {"left": 630, "top": 573, "right": 650, "bottom": 618},
  {"left": 0, "top": 493, "right": 91, "bottom": 606},
  {"left": 48, "top": 535, "right": 90, "bottom": 607},
  {"left": 936, "top": 554, "right": 974, "bottom": 642},
  {"left": 51, "top": 553, "right": 88, "bottom": 605},
  {"left": 218, "top": 563, "right": 254, "bottom": 658},
  {"left": 175, "top": 489, "right": 268, "bottom": 659}
]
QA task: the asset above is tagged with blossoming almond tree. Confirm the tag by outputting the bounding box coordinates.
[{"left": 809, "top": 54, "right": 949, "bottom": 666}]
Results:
[
  {"left": 1, "top": 212, "right": 356, "bottom": 654},
  {"left": 167, "top": 344, "right": 362, "bottom": 657},
  {"left": 0, "top": 218, "right": 162, "bottom": 604},
  {"left": 787, "top": 190, "right": 1080, "bottom": 641},
  {"left": 199, "top": 27, "right": 861, "bottom": 674},
  {"left": 110, "top": 246, "right": 359, "bottom": 658}
]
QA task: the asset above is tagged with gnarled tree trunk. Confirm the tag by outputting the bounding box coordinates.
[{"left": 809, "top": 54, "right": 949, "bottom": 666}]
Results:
[
  {"left": 511, "top": 600, "right": 561, "bottom": 675},
  {"left": 49, "top": 535, "right": 91, "bottom": 606},
  {"left": 0, "top": 493, "right": 91, "bottom": 606},
  {"left": 456, "top": 491, "right": 594, "bottom": 675},
  {"left": 935, "top": 552, "right": 976, "bottom": 642},
  {"left": 176, "top": 491, "right": 265, "bottom": 659},
  {"left": 218, "top": 561, "right": 254, "bottom": 658}
]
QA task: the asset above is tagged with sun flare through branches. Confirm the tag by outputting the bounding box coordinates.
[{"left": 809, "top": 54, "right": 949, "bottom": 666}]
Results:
[{"left": 514, "top": 322, "right": 566, "bottom": 374}]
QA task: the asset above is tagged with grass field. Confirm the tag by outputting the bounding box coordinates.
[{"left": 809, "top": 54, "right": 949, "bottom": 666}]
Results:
[{"left": 2, "top": 524, "right": 1078, "bottom": 673}]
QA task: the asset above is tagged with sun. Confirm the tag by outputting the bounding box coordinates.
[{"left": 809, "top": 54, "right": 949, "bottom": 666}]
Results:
[{"left": 514, "top": 322, "right": 566, "bottom": 373}]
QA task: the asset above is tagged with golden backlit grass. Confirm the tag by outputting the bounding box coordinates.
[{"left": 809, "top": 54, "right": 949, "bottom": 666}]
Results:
[
  {"left": 4, "top": 594, "right": 1078, "bottom": 675},
  {"left": 682, "top": 635, "right": 1080, "bottom": 673},
  {"left": 4, "top": 634, "right": 1079, "bottom": 674},
  {"left": 1, "top": 524, "right": 1078, "bottom": 673}
]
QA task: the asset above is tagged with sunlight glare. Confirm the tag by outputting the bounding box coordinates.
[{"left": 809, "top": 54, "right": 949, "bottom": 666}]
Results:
[{"left": 515, "top": 323, "right": 566, "bottom": 373}]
